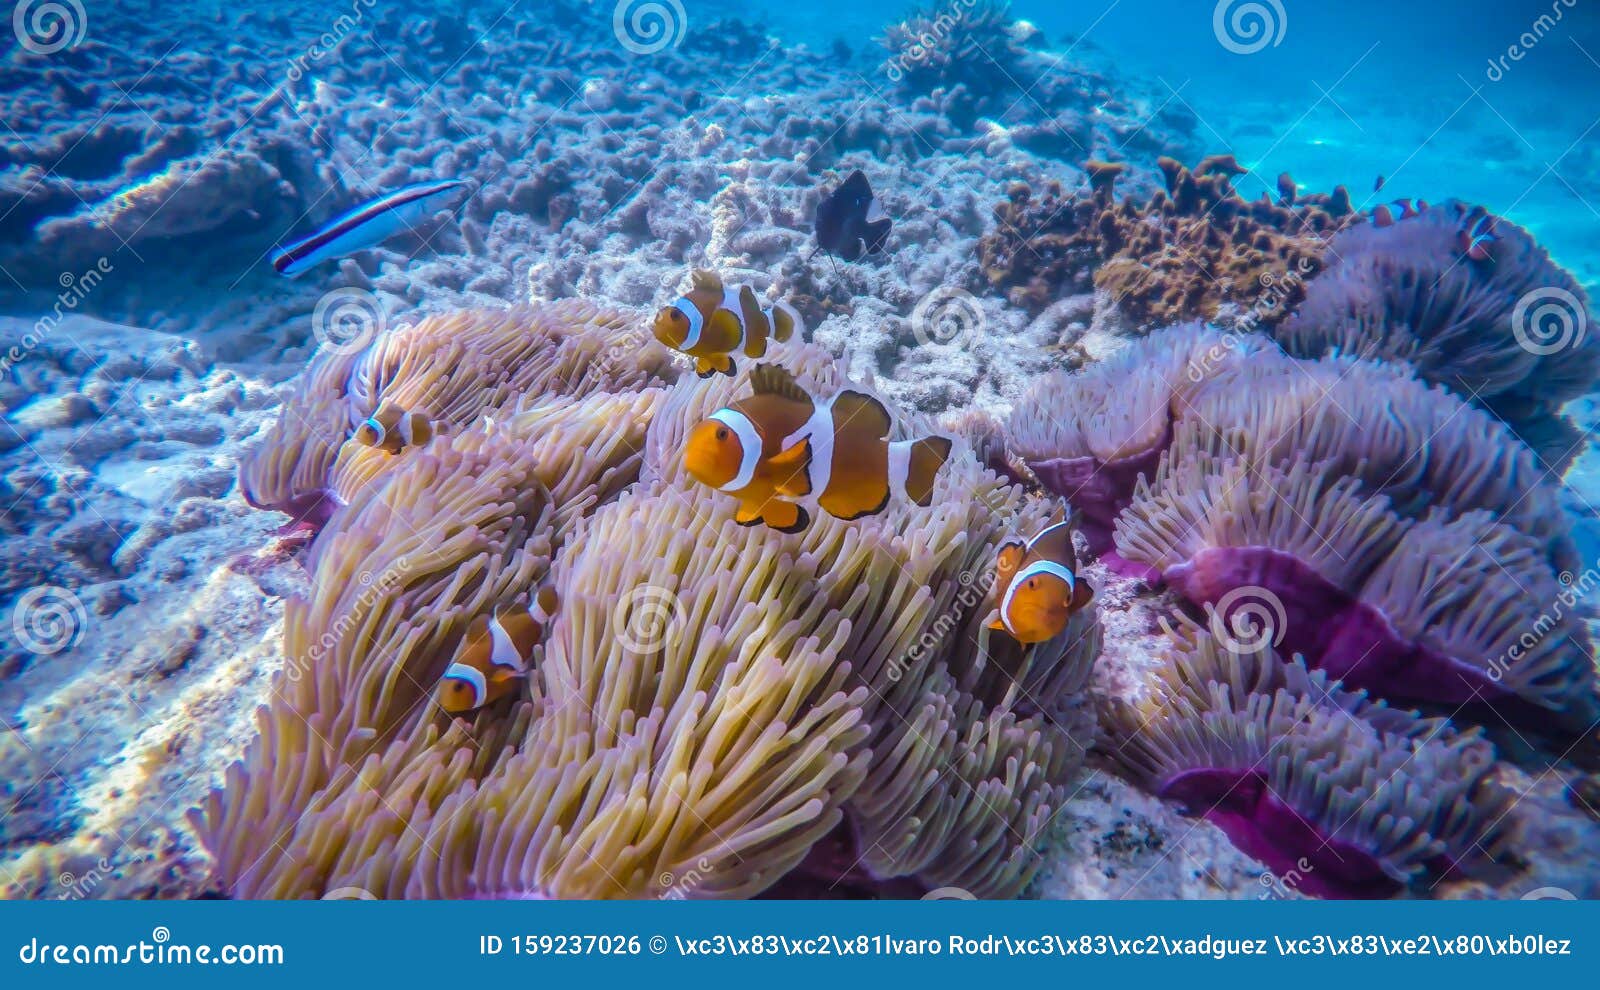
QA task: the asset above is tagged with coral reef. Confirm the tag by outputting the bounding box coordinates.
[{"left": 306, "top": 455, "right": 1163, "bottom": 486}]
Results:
[
  {"left": 199, "top": 310, "right": 1103, "bottom": 899},
  {"left": 1105, "top": 623, "right": 1514, "bottom": 898},
  {"left": 1274, "top": 202, "right": 1600, "bottom": 470},
  {"left": 978, "top": 156, "right": 1358, "bottom": 322}
]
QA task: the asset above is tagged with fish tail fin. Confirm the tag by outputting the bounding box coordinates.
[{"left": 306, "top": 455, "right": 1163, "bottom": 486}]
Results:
[
  {"left": 892, "top": 435, "right": 953, "bottom": 507},
  {"left": 769, "top": 301, "right": 801, "bottom": 343}
]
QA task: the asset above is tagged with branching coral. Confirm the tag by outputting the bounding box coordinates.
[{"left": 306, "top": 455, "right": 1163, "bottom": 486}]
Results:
[
  {"left": 878, "top": 0, "right": 1031, "bottom": 98},
  {"left": 978, "top": 156, "right": 1359, "bottom": 322},
  {"left": 1275, "top": 202, "right": 1600, "bottom": 470},
  {"left": 202, "top": 320, "right": 1103, "bottom": 899},
  {"left": 1105, "top": 624, "right": 1514, "bottom": 898},
  {"left": 237, "top": 301, "right": 679, "bottom": 529}
]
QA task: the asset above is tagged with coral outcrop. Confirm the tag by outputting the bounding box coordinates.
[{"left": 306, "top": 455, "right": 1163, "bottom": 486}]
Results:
[
  {"left": 199, "top": 305, "right": 1103, "bottom": 899},
  {"left": 978, "top": 156, "right": 1359, "bottom": 322}
]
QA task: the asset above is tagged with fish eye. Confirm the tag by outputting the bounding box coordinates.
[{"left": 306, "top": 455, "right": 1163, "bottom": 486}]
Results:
[
  {"left": 1026, "top": 578, "right": 1037, "bottom": 589},
  {"left": 671, "top": 311, "right": 686, "bottom": 324},
  {"left": 716, "top": 426, "right": 729, "bottom": 441}
]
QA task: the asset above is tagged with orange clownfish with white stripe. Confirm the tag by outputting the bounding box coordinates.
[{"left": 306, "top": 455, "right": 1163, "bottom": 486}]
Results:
[
  {"left": 653, "top": 270, "right": 800, "bottom": 378},
  {"left": 986, "top": 517, "right": 1094, "bottom": 644},
  {"left": 435, "top": 586, "right": 558, "bottom": 714},
  {"left": 354, "top": 401, "right": 433, "bottom": 454},
  {"left": 684, "top": 364, "right": 952, "bottom": 533}
]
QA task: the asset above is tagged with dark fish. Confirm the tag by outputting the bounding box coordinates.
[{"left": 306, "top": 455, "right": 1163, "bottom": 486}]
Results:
[
  {"left": 814, "top": 170, "right": 892, "bottom": 262},
  {"left": 271, "top": 179, "right": 466, "bottom": 277}
]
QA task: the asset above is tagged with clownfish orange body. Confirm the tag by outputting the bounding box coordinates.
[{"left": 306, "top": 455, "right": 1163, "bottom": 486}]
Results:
[
  {"left": 684, "top": 364, "right": 952, "bottom": 533},
  {"left": 436, "top": 586, "right": 558, "bottom": 714},
  {"left": 354, "top": 401, "right": 433, "bottom": 454},
  {"left": 986, "top": 518, "right": 1094, "bottom": 644},
  {"left": 653, "top": 270, "right": 799, "bottom": 379},
  {"left": 1370, "top": 198, "right": 1426, "bottom": 228}
]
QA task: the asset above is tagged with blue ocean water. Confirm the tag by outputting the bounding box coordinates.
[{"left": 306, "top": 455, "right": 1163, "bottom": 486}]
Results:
[{"left": 773, "top": 0, "right": 1600, "bottom": 286}]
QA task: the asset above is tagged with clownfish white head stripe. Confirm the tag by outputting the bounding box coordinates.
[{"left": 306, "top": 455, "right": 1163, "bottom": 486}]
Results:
[
  {"left": 673, "top": 298, "right": 705, "bottom": 350},
  {"left": 441, "top": 661, "right": 487, "bottom": 710},
  {"left": 1027, "top": 521, "right": 1071, "bottom": 552},
  {"left": 361, "top": 415, "right": 385, "bottom": 445},
  {"left": 999, "top": 560, "right": 1076, "bottom": 637},
  {"left": 709, "top": 408, "right": 762, "bottom": 492}
]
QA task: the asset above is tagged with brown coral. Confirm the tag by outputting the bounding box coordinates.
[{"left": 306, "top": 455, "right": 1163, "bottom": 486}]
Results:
[{"left": 978, "top": 156, "right": 1360, "bottom": 325}]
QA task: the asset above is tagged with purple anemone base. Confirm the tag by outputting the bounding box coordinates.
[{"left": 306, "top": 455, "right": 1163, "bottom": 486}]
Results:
[
  {"left": 1164, "top": 545, "right": 1526, "bottom": 713},
  {"left": 1159, "top": 768, "right": 1404, "bottom": 899},
  {"left": 1028, "top": 423, "right": 1170, "bottom": 556}
]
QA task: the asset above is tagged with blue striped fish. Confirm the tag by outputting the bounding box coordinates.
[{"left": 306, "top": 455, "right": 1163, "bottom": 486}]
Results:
[{"left": 271, "top": 179, "right": 467, "bottom": 277}]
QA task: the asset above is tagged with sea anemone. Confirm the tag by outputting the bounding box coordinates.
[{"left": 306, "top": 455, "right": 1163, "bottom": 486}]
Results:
[
  {"left": 237, "top": 301, "right": 678, "bottom": 530},
  {"left": 1105, "top": 623, "right": 1514, "bottom": 898},
  {"left": 1276, "top": 201, "right": 1600, "bottom": 470},
  {"left": 1113, "top": 449, "right": 1599, "bottom": 729},
  {"left": 200, "top": 321, "right": 1103, "bottom": 899}
]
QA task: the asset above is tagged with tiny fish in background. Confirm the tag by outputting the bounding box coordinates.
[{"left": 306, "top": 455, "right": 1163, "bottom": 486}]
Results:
[
  {"left": 684, "top": 363, "right": 951, "bottom": 533},
  {"left": 652, "top": 270, "right": 801, "bottom": 378},
  {"left": 436, "top": 587, "right": 558, "bottom": 714},
  {"left": 1459, "top": 206, "right": 1499, "bottom": 261},
  {"left": 271, "top": 179, "right": 467, "bottom": 277},
  {"left": 814, "top": 169, "right": 892, "bottom": 262},
  {"left": 1369, "top": 197, "right": 1427, "bottom": 228},
  {"left": 986, "top": 514, "right": 1094, "bottom": 644},
  {"left": 353, "top": 401, "right": 433, "bottom": 454}
]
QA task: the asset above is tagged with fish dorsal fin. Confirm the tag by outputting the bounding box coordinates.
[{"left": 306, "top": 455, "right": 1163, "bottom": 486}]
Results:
[
  {"left": 748, "top": 363, "right": 812, "bottom": 406},
  {"left": 830, "top": 388, "right": 892, "bottom": 439},
  {"left": 1027, "top": 520, "right": 1076, "bottom": 568},
  {"left": 690, "top": 269, "right": 724, "bottom": 294}
]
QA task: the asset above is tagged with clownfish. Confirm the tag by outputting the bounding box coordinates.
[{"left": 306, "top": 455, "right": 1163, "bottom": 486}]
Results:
[
  {"left": 1369, "top": 198, "right": 1426, "bottom": 228},
  {"left": 436, "top": 586, "right": 558, "bottom": 714},
  {"left": 1459, "top": 207, "right": 1498, "bottom": 261},
  {"left": 653, "top": 270, "right": 800, "bottom": 379},
  {"left": 986, "top": 517, "right": 1094, "bottom": 644},
  {"left": 684, "top": 363, "right": 952, "bottom": 533},
  {"left": 354, "top": 401, "right": 433, "bottom": 454}
]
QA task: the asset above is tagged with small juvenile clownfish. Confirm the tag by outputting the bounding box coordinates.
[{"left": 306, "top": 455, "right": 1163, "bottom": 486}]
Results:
[
  {"left": 652, "top": 270, "right": 800, "bottom": 379},
  {"left": 986, "top": 517, "right": 1094, "bottom": 644},
  {"left": 1458, "top": 207, "right": 1498, "bottom": 261},
  {"left": 684, "top": 364, "right": 952, "bottom": 533},
  {"left": 1369, "top": 198, "right": 1426, "bottom": 228},
  {"left": 435, "top": 586, "right": 558, "bottom": 714},
  {"left": 354, "top": 401, "right": 433, "bottom": 454}
]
